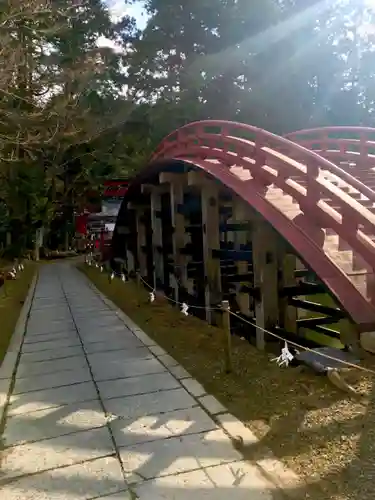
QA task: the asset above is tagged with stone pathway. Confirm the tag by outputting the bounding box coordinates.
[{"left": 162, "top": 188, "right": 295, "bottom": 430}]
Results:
[{"left": 0, "top": 263, "right": 278, "bottom": 499}]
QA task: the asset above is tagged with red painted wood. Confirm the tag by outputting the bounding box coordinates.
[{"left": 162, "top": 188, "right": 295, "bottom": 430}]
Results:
[{"left": 124, "top": 121, "right": 375, "bottom": 330}]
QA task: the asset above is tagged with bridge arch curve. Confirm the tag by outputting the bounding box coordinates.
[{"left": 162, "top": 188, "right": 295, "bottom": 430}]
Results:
[{"left": 113, "top": 121, "right": 375, "bottom": 349}]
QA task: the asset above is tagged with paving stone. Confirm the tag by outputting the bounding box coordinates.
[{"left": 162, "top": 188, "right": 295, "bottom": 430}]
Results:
[
  {"left": 2, "top": 426, "right": 115, "bottom": 480},
  {"left": 148, "top": 345, "right": 167, "bottom": 357},
  {"left": 97, "top": 372, "right": 180, "bottom": 400},
  {"left": 78, "top": 324, "right": 132, "bottom": 337},
  {"left": 27, "top": 316, "right": 72, "bottom": 326},
  {"left": 0, "top": 263, "right": 280, "bottom": 500},
  {"left": 19, "top": 345, "right": 84, "bottom": 363},
  {"left": 8, "top": 381, "right": 98, "bottom": 415},
  {"left": 27, "top": 317, "right": 73, "bottom": 327},
  {"left": 157, "top": 354, "right": 179, "bottom": 367},
  {"left": 88, "top": 347, "right": 153, "bottom": 365},
  {"left": 31, "top": 304, "right": 68, "bottom": 313},
  {"left": 32, "top": 299, "right": 66, "bottom": 308},
  {"left": 3, "top": 399, "right": 107, "bottom": 446},
  {"left": 90, "top": 355, "right": 166, "bottom": 382},
  {"left": 24, "top": 322, "right": 74, "bottom": 336},
  {"left": 81, "top": 329, "right": 140, "bottom": 345},
  {"left": 0, "top": 351, "right": 18, "bottom": 379},
  {"left": 70, "top": 306, "right": 110, "bottom": 315},
  {"left": 70, "top": 301, "right": 106, "bottom": 310},
  {"left": 134, "top": 461, "right": 275, "bottom": 500},
  {"left": 216, "top": 413, "right": 259, "bottom": 447},
  {"left": 73, "top": 311, "right": 114, "bottom": 321},
  {"left": 180, "top": 378, "right": 207, "bottom": 398},
  {"left": 131, "top": 329, "right": 157, "bottom": 346},
  {"left": 31, "top": 303, "right": 67, "bottom": 311},
  {"left": 98, "top": 491, "right": 132, "bottom": 499},
  {"left": 75, "top": 316, "right": 125, "bottom": 328},
  {"left": 16, "top": 355, "right": 89, "bottom": 379},
  {"left": 119, "top": 428, "right": 241, "bottom": 483},
  {"left": 26, "top": 323, "right": 76, "bottom": 336},
  {"left": 0, "top": 456, "right": 126, "bottom": 500},
  {"left": 13, "top": 366, "right": 92, "bottom": 394},
  {"left": 83, "top": 337, "right": 144, "bottom": 354},
  {"left": 198, "top": 395, "right": 227, "bottom": 415},
  {"left": 22, "top": 337, "right": 81, "bottom": 353},
  {"left": 104, "top": 387, "right": 197, "bottom": 420},
  {"left": 111, "top": 406, "right": 217, "bottom": 448},
  {"left": 168, "top": 365, "right": 191, "bottom": 380},
  {"left": 23, "top": 330, "right": 79, "bottom": 344}
]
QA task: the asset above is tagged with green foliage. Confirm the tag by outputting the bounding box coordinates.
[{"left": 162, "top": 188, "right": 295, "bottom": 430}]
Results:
[
  {"left": 0, "top": 0, "right": 138, "bottom": 253},
  {"left": 129, "top": 0, "right": 375, "bottom": 133},
  {"left": 2, "top": 1, "right": 375, "bottom": 255}
]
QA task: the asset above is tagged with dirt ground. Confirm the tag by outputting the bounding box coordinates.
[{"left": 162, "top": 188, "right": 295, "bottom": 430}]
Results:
[{"left": 81, "top": 264, "right": 375, "bottom": 500}]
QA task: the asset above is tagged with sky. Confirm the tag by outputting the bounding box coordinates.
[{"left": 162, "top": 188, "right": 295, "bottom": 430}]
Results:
[
  {"left": 106, "top": 0, "right": 148, "bottom": 29},
  {"left": 98, "top": 1, "right": 148, "bottom": 50}
]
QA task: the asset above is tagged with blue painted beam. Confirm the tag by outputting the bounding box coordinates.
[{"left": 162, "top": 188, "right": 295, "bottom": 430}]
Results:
[
  {"left": 219, "top": 223, "right": 252, "bottom": 232},
  {"left": 211, "top": 249, "right": 253, "bottom": 261}
]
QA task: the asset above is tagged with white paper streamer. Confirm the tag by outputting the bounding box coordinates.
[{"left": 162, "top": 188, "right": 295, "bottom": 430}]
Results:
[
  {"left": 181, "top": 302, "right": 189, "bottom": 316},
  {"left": 272, "top": 342, "right": 294, "bottom": 367}
]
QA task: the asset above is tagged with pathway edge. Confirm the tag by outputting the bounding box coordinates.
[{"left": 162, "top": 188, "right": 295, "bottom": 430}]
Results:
[
  {"left": 80, "top": 266, "right": 305, "bottom": 498},
  {"left": 0, "top": 269, "right": 38, "bottom": 422}
]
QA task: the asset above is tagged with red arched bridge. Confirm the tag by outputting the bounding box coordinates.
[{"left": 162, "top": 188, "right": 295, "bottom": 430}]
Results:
[{"left": 112, "top": 121, "right": 375, "bottom": 355}]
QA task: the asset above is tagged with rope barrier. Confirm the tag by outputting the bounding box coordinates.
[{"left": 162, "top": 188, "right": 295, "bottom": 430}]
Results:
[
  {"left": 84, "top": 256, "right": 375, "bottom": 376},
  {"left": 227, "top": 310, "right": 375, "bottom": 375}
]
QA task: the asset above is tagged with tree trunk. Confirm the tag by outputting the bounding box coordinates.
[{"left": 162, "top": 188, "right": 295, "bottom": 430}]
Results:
[
  {"left": 34, "top": 227, "right": 44, "bottom": 261},
  {"left": 64, "top": 226, "right": 69, "bottom": 251}
]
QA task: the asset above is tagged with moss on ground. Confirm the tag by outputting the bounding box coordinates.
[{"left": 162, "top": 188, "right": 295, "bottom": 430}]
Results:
[
  {"left": 81, "top": 264, "right": 375, "bottom": 500},
  {"left": 0, "top": 262, "right": 36, "bottom": 364}
]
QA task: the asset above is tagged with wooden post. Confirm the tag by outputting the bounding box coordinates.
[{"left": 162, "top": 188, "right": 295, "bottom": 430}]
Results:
[
  {"left": 232, "top": 198, "right": 251, "bottom": 316},
  {"left": 149, "top": 187, "right": 164, "bottom": 288},
  {"left": 222, "top": 300, "right": 232, "bottom": 373},
  {"left": 160, "top": 172, "right": 188, "bottom": 301},
  {"left": 252, "top": 218, "right": 279, "bottom": 350},
  {"left": 280, "top": 252, "right": 297, "bottom": 333},
  {"left": 200, "top": 181, "right": 221, "bottom": 323},
  {"left": 135, "top": 209, "right": 147, "bottom": 278},
  {"left": 341, "top": 319, "right": 362, "bottom": 356},
  {"left": 123, "top": 204, "right": 136, "bottom": 275}
]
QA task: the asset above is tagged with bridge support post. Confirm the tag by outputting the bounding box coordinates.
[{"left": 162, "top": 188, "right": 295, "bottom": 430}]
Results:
[
  {"left": 189, "top": 171, "right": 221, "bottom": 323},
  {"left": 135, "top": 209, "right": 147, "bottom": 278},
  {"left": 160, "top": 172, "right": 188, "bottom": 302},
  {"left": 279, "top": 252, "right": 297, "bottom": 333},
  {"left": 142, "top": 185, "right": 164, "bottom": 289},
  {"left": 233, "top": 197, "right": 251, "bottom": 317},
  {"left": 252, "top": 219, "right": 279, "bottom": 350},
  {"left": 201, "top": 182, "right": 222, "bottom": 324},
  {"left": 125, "top": 203, "right": 136, "bottom": 275}
]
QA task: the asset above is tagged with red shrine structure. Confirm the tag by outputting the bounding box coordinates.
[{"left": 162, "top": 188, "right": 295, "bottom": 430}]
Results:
[{"left": 74, "top": 179, "right": 129, "bottom": 259}]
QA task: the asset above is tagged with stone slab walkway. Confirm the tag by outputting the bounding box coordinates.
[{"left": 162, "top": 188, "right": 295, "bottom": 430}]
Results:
[{"left": 0, "top": 263, "right": 279, "bottom": 499}]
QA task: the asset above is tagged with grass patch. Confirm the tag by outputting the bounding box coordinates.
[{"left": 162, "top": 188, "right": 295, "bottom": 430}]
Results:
[
  {"left": 81, "top": 264, "right": 375, "bottom": 500},
  {"left": 0, "top": 262, "right": 36, "bottom": 365}
]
